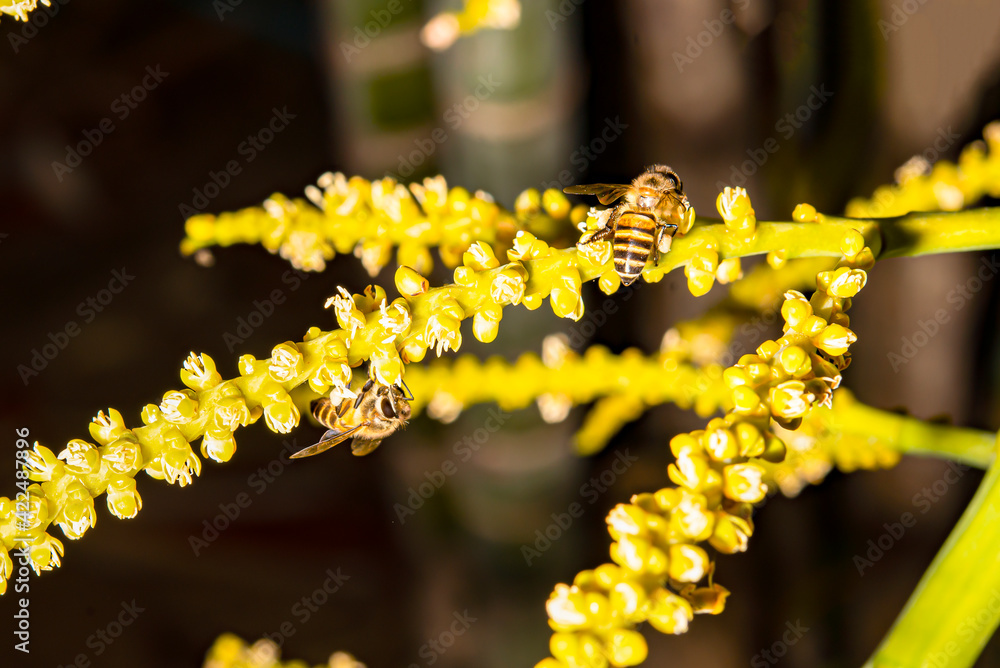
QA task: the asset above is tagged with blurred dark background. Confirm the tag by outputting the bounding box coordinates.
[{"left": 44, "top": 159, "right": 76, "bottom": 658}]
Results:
[{"left": 2, "top": 0, "right": 1000, "bottom": 666}]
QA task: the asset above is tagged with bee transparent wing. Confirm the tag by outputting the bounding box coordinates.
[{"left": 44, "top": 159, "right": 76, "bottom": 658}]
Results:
[
  {"left": 290, "top": 423, "right": 367, "bottom": 459},
  {"left": 563, "top": 184, "right": 632, "bottom": 206},
  {"left": 350, "top": 438, "right": 384, "bottom": 457}
]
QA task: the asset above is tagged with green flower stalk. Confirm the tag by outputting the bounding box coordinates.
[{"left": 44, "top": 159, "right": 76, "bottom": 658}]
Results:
[
  {"left": 421, "top": 0, "right": 521, "bottom": 51},
  {"left": 180, "top": 173, "right": 578, "bottom": 275},
  {"left": 204, "top": 633, "right": 365, "bottom": 668}
]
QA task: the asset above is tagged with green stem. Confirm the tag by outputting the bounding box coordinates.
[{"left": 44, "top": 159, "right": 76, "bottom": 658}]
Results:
[
  {"left": 832, "top": 398, "right": 997, "bottom": 469},
  {"left": 652, "top": 208, "right": 1000, "bottom": 276},
  {"left": 864, "top": 433, "right": 1000, "bottom": 668},
  {"left": 876, "top": 208, "right": 1000, "bottom": 259}
]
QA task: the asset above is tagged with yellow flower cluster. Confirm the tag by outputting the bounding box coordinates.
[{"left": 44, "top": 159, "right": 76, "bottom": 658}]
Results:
[
  {"left": 535, "top": 192, "right": 875, "bottom": 667},
  {"left": 0, "top": 0, "right": 47, "bottom": 22},
  {"left": 421, "top": 0, "right": 521, "bottom": 51},
  {"left": 405, "top": 336, "right": 731, "bottom": 450},
  {"left": 181, "top": 173, "right": 578, "bottom": 275},
  {"left": 846, "top": 122, "right": 1000, "bottom": 217},
  {"left": 204, "top": 634, "right": 364, "bottom": 668},
  {"left": 2, "top": 226, "right": 627, "bottom": 591}
]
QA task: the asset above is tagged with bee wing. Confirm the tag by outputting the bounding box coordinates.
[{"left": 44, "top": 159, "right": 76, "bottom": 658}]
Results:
[
  {"left": 350, "top": 438, "right": 384, "bottom": 457},
  {"left": 563, "top": 184, "right": 632, "bottom": 206},
  {"left": 289, "top": 423, "right": 367, "bottom": 459}
]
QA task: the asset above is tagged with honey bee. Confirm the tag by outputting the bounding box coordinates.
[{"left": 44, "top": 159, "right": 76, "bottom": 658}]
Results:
[
  {"left": 564, "top": 164, "right": 692, "bottom": 286},
  {"left": 290, "top": 379, "right": 413, "bottom": 459}
]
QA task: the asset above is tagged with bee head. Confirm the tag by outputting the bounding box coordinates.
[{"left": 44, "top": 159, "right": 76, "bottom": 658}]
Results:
[
  {"left": 642, "top": 164, "right": 683, "bottom": 193},
  {"left": 377, "top": 385, "right": 412, "bottom": 422}
]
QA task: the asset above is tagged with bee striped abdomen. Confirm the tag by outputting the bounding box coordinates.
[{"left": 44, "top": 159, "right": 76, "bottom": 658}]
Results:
[
  {"left": 613, "top": 213, "right": 655, "bottom": 285},
  {"left": 311, "top": 398, "right": 340, "bottom": 429}
]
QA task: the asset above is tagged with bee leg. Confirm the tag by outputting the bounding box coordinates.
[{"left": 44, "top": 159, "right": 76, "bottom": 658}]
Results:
[
  {"left": 398, "top": 379, "right": 414, "bottom": 401},
  {"left": 578, "top": 209, "right": 620, "bottom": 246},
  {"left": 653, "top": 224, "right": 679, "bottom": 262},
  {"left": 354, "top": 379, "right": 375, "bottom": 409}
]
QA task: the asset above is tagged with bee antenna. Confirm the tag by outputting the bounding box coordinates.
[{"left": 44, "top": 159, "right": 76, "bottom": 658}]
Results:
[{"left": 400, "top": 380, "right": 414, "bottom": 401}]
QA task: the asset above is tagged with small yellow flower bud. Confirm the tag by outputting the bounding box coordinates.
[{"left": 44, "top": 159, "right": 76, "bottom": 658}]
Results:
[
  {"left": 668, "top": 452, "right": 712, "bottom": 490},
  {"left": 507, "top": 230, "right": 540, "bottom": 261},
  {"left": 607, "top": 504, "right": 647, "bottom": 539},
  {"left": 813, "top": 323, "right": 857, "bottom": 356},
  {"left": 542, "top": 189, "right": 571, "bottom": 219},
  {"left": 780, "top": 294, "right": 813, "bottom": 328},
  {"left": 756, "top": 339, "right": 781, "bottom": 360},
  {"left": 734, "top": 421, "right": 765, "bottom": 457},
  {"left": 425, "top": 314, "right": 463, "bottom": 356},
  {"left": 826, "top": 267, "right": 868, "bottom": 298},
  {"left": 611, "top": 580, "right": 647, "bottom": 619},
  {"left": 522, "top": 293, "right": 543, "bottom": 310},
  {"left": 709, "top": 510, "right": 753, "bottom": 554},
  {"left": 473, "top": 304, "right": 502, "bottom": 343},
  {"left": 648, "top": 588, "right": 693, "bottom": 635},
  {"left": 716, "top": 186, "right": 751, "bottom": 223},
  {"left": 490, "top": 264, "right": 527, "bottom": 304},
  {"left": 268, "top": 342, "right": 304, "bottom": 382},
  {"left": 841, "top": 229, "right": 866, "bottom": 258},
  {"left": 160, "top": 390, "right": 199, "bottom": 424},
  {"left": 792, "top": 203, "right": 818, "bottom": 222},
  {"left": 181, "top": 352, "right": 222, "bottom": 391},
  {"left": 598, "top": 269, "right": 621, "bottom": 295},
  {"left": 778, "top": 345, "right": 809, "bottom": 375},
  {"left": 606, "top": 629, "right": 648, "bottom": 667},
  {"left": 671, "top": 494, "right": 715, "bottom": 541},
  {"left": 611, "top": 535, "right": 650, "bottom": 572},
  {"left": 705, "top": 428, "right": 738, "bottom": 461},
  {"left": 462, "top": 241, "right": 500, "bottom": 271},
  {"left": 515, "top": 188, "right": 542, "bottom": 215},
  {"left": 668, "top": 544, "right": 709, "bottom": 582},
  {"left": 716, "top": 257, "right": 743, "bottom": 284},
  {"left": 89, "top": 408, "right": 128, "bottom": 447},
  {"left": 395, "top": 266, "right": 430, "bottom": 297},
  {"left": 723, "top": 462, "right": 768, "bottom": 503},
  {"left": 723, "top": 367, "right": 751, "bottom": 388},
  {"left": 201, "top": 433, "right": 237, "bottom": 463},
  {"left": 686, "top": 270, "right": 716, "bottom": 297},
  {"left": 550, "top": 268, "right": 583, "bottom": 320},
  {"left": 106, "top": 477, "right": 143, "bottom": 519},
  {"left": 546, "top": 584, "right": 588, "bottom": 630},
  {"left": 770, "top": 380, "right": 810, "bottom": 419},
  {"left": 58, "top": 439, "right": 100, "bottom": 475},
  {"left": 400, "top": 335, "right": 428, "bottom": 363},
  {"left": 263, "top": 399, "right": 300, "bottom": 435},
  {"left": 56, "top": 484, "right": 96, "bottom": 540},
  {"left": 453, "top": 265, "right": 476, "bottom": 286},
  {"left": 669, "top": 433, "right": 702, "bottom": 458},
  {"left": 154, "top": 437, "right": 202, "bottom": 487},
  {"left": 577, "top": 238, "right": 612, "bottom": 268},
  {"left": 767, "top": 249, "right": 787, "bottom": 269},
  {"left": 731, "top": 386, "right": 761, "bottom": 413}
]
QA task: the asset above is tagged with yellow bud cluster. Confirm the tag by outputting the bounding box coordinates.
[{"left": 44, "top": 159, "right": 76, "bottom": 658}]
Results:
[
  {"left": 538, "top": 222, "right": 873, "bottom": 666},
  {"left": 845, "top": 122, "right": 1000, "bottom": 217},
  {"left": 203, "top": 633, "right": 366, "bottom": 668},
  {"left": 181, "top": 173, "right": 574, "bottom": 276}
]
